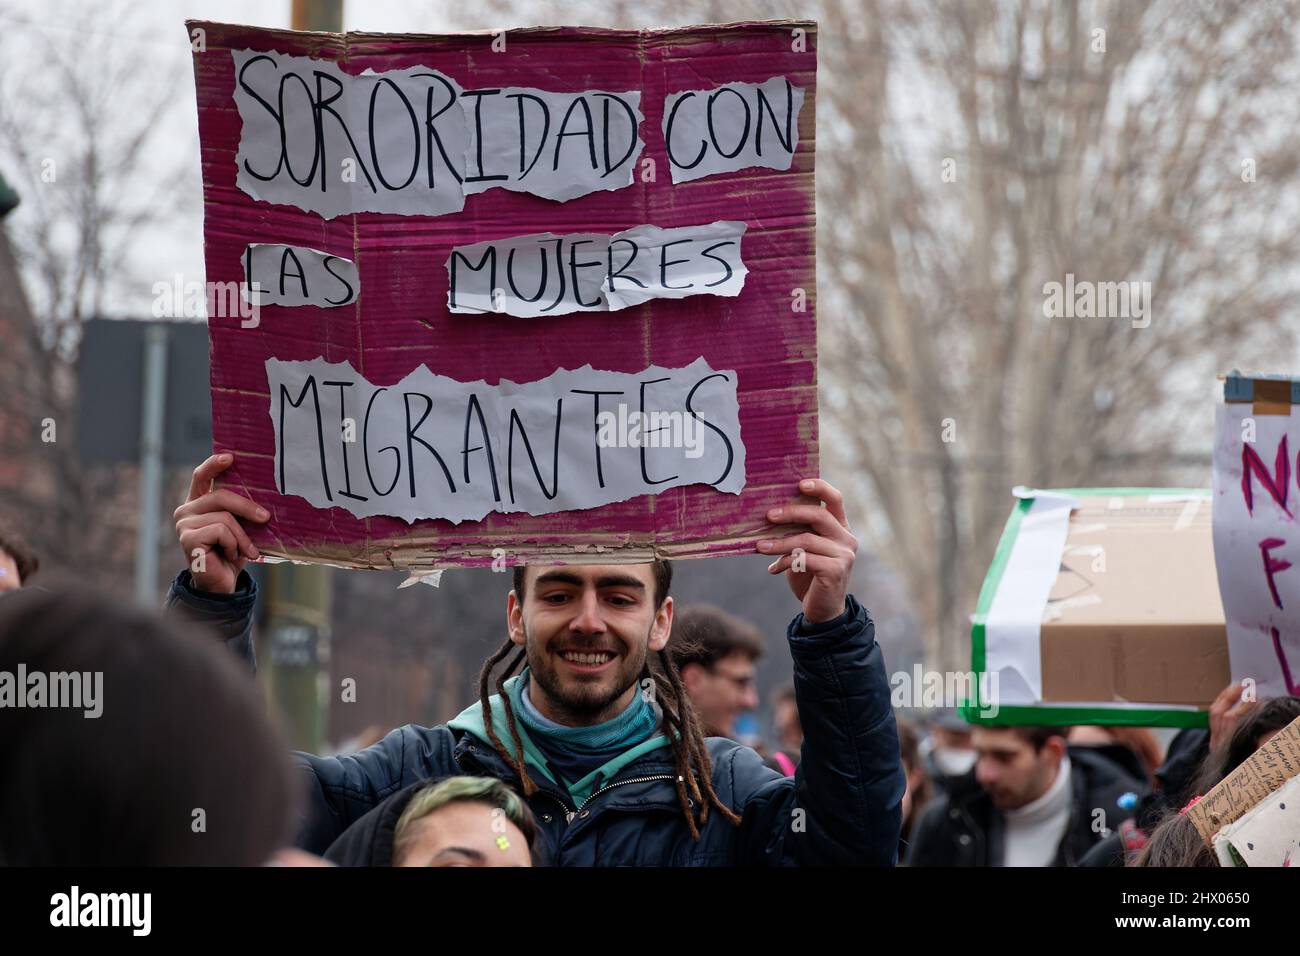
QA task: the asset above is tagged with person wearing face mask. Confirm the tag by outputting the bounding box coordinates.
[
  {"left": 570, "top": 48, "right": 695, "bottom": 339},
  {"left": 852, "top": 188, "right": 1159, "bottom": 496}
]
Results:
[{"left": 919, "top": 711, "right": 978, "bottom": 790}]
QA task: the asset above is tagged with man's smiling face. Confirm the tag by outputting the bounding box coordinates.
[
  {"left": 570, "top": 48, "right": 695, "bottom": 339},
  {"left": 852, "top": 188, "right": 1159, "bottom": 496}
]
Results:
[{"left": 508, "top": 564, "right": 672, "bottom": 726}]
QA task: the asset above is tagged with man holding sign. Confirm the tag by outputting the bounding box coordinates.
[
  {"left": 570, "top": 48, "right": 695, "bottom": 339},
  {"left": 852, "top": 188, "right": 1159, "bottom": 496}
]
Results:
[{"left": 166, "top": 454, "right": 904, "bottom": 866}]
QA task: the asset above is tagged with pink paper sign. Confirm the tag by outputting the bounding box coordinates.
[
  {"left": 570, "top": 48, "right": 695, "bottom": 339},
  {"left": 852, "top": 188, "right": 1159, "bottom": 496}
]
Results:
[{"left": 189, "top": 19, "right": 818, "bottom": 570}]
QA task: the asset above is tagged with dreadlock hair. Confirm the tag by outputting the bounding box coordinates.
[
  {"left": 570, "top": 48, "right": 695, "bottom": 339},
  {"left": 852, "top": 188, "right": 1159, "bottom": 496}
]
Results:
[{"left": 480, "top": 560, "right": 742, "bottom": 840}]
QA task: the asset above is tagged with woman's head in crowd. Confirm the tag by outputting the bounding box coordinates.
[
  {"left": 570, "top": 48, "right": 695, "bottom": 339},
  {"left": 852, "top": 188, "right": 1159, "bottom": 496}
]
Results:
[
  {"left": 1192, "top": 695, "right": 1300, "bottom": 796},
  {"left": 393, "top": 776, "right": 537, "bottom": 867},
  {"left": 1134, "top": 695, "right": 1300, "bottom": 867},
  {"left": 0, "top": 588, "right": 298, "bottom": 865}
]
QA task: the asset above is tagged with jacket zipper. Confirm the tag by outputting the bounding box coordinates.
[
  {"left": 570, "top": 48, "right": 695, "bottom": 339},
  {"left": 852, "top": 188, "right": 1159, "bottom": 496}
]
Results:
[
  {"left": 572, "top": 773, "right": 677, "bottom": 821},
  {"left": 454, "top": 748, "right": 676, "bottom": 826}
]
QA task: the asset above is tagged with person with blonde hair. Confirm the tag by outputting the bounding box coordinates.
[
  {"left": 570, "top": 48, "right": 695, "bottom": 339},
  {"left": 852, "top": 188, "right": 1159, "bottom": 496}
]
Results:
[{"left": 326, "top": 776, "right": 538, "bottom": 867}]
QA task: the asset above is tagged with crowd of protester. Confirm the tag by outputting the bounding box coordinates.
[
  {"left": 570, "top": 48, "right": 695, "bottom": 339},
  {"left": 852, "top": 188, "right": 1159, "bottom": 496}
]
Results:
[{"left": 0, "top": 463, "right": 1296, "bottom": 867}]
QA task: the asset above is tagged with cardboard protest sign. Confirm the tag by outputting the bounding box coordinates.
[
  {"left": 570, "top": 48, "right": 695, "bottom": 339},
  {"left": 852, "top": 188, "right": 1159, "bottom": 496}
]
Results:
[
  {"left": 965, "top": 488, "right": 1229, "bottom": 727},
  {"left": 188, "top": 20, "right": 817, "bottom": 569},
  {"left": 1212, "top": 775, "right": 1300, "bottom": 866},
  {"left": 1212, "top": 374, "right": 1300, "bottom": 698},
  {"left": 1187, "top": 712, "right": 1300, "bottom": 843}
]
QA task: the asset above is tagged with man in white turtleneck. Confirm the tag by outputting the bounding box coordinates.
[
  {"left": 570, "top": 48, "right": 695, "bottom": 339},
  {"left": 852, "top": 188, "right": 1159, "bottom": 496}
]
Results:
[
  {"left": 906, "top": 723, "right": 1146, "bottom": 867},
  {"left": 974, "top": 726, "right": 1072, "bottom": 866}
]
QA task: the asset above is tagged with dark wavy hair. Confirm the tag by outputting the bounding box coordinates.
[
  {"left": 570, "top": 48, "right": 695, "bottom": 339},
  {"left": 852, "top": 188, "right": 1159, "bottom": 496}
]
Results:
[
  {"left": 1132, "top": 696, "right": 1300, "bottom": 867},
  {"left": 0, "top": 588, "right": 297, "bottom": 865}
]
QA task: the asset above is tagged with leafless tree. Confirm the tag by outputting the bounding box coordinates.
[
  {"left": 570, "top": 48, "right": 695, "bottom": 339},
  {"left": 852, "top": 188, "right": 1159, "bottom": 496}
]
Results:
[
  {"left": 819, "top": 0, "right": 1300, "bottom": 669},
  {"left": 0, "top": 0, "right": 194, "bottom": 589},
  {"left": 401, "top": 0, "right": 1300, "bottom": 673}
]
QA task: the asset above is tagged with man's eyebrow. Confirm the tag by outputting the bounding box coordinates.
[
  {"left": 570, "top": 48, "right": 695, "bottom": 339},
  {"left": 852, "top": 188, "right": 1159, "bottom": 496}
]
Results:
[
  {"left": 431, "top": 846, "right": 487, "bottom": 864},
  {"left": 533, "top": 570, "right": 585, "bottom": 589},
  {"left": 532, "top": 571, "right": 646, "bottom": 592},
  {"left": 594, "top": 575, "right": 646, "bottom": 591}
]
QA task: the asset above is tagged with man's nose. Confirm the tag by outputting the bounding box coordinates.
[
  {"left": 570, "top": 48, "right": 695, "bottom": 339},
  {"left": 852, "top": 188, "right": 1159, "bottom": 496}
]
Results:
[
  {"left": 569, "top": 590, "right": 607, "bottom": 633},
  {"left": 741, "top": 685, "right": 759, "bottom": 710}
]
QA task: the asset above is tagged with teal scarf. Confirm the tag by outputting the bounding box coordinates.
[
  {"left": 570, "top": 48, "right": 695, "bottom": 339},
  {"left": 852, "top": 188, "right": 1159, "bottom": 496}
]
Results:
[{"left": 510, "top": 668, "right": 658, "bottom": 757}]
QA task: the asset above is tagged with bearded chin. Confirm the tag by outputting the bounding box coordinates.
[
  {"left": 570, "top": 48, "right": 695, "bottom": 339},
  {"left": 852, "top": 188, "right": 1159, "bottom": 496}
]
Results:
[{"left": 523, "top": 620, "right": 650, "bottom": 719}]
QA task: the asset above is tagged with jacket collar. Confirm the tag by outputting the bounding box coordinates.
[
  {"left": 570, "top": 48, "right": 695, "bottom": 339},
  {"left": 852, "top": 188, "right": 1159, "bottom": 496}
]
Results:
[
  {"left": 450, "top": 727, "right": 686, "bottom": 812},
  {"left": 446, "top": 679, "right": 674, "bottom": 804}
]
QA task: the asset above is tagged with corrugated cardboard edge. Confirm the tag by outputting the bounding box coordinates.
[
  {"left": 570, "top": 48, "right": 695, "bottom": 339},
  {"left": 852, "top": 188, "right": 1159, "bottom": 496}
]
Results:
[
  {"left": 965, "top": 487, "right": 1217, "bottom": 728},
  {"left": 1187, "top": 713, "right": 1300, "bottom": 843}
]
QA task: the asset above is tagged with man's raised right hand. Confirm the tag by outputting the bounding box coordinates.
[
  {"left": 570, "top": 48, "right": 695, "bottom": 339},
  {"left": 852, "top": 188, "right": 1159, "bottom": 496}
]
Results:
[{"left": 174, "top": 454, "right": 269, "bottom": 595}]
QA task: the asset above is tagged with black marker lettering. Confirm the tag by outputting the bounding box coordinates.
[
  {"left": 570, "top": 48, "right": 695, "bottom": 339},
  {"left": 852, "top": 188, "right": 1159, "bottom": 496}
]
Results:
[
  {"left": 506, "top": 244, "right": 549, "bottom": 303},
  {"left": 363, "top": 387, "right": 400, "bottom": 496},
  {"left": 707, "top": 86, "right": 751, "bottom": 159},
  {"left": 664, "top": 92, "right": 707, "bottom": 170},
  {"left": 571, "top": 388, "right": 623, "bottom": 488},
  {"left": 367, "top": 78, "right": 420, "bottom": 191},
  {"left": 311, "top": 70, "right": 376, "bottom": 192},
  {"left": 403, "top": 392, "right": 456, "bottom": 497},
  {"left": 278, "top": 71, "right": 323, "bottom": 187},
  {"left": 658, "top": 239, "right": 693, "bottom": 290},
  {"left": 461, "top": 393, "right": 501, "bottom": 502},
  {"left": 568, "top": 239, "right": 603, "bottom": 308},
  {"left": 754, "top": 78, "right": 794, "bottom": 157},
  {"left": 553, "top": 97, "right": 597, "bottom": 171},
  {"left": 448, "top": 246, "right": 498, "bottom": 310},
  {"left": 324, "top": 380, "right": 366, "bottom": 501},
  {"left": 595, "top": 93, "right": 639, "bottom": 177},
  {"left": 238, "top": 56, "right": 286, "bottom": 182},
  {"left": 700, "top": 240, "right": 735, "bottom": 287},
  {"left": 508, "top": 92, "right": 550, "bottom": 178},
  {"left": 322, "top": 256, "right": 356, "bottom": 305},
  {"left": 686, "top": 373, "right": 734, "bottom": 485},
  {"left": 279, "top": 247, "right": 308, "bottom": 298},
  {"left": 638, "top": 378, "right": 678, "bottom": 485},
  {"left": 507, "top": 401, "right": 563, "bottom": 503},
  {"left": 413, "top": 72, "right": 464, "bottom": 187},
  {"left": 540, "top": 238, "right": 569, "bottom": 313},
  {"left": 606, "top": 238, "right": 645, "bottom": 292},
  {"left": 278, "top": 375, "right": 332, "bottom": 501},
  {"left": 462, "top": 89, "right": 509, "bottom": 183}
]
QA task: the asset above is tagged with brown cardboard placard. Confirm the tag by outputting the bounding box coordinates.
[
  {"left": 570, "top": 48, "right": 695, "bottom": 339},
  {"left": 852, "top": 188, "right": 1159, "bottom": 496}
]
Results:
[
  {"left": 1039, "top": 496, "right": 1230, "bottom": 705},
  {"left": 1187, "top": 714, "right": 1300, "bottom": 843},
  {"left": 189, "top": 20, "right": 819, "bottom": 570}
]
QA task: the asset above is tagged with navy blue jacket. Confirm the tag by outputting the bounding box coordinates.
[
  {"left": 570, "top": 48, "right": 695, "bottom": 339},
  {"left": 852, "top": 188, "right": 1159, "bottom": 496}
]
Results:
[
  {"left": 166, "top": 570, "right": 904, "bottom": 866},
  {"left": 905, "top": 746, "right": 1148, "bottom": 866}
]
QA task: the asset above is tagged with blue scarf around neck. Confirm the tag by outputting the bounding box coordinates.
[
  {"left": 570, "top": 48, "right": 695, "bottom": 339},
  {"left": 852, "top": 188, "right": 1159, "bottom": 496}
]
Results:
[{"left": 510, "top": 668, "right": 658, "bottom": 782}]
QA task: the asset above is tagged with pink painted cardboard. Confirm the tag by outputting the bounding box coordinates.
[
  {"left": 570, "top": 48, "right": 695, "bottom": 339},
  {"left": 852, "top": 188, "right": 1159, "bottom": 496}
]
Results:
[{"left": 188, "top": 19, "right": 818, "bottom": 570}]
